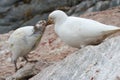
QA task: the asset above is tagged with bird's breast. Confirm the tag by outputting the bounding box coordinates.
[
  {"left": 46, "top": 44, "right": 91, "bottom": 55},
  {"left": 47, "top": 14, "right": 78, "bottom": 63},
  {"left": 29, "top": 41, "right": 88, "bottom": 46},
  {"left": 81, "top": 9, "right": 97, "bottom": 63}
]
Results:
[
  {"left": 55, "top": 26, "right": 82, "bottom": 47},
  {"left": 54, "top": 24, "right": 102, "bottom": 48}
]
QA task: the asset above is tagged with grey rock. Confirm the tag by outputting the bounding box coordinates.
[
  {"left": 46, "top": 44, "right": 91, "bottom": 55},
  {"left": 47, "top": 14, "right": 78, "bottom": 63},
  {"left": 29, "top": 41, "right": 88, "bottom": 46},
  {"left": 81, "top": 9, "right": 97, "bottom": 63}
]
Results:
[
  {"left": 6, "top": 61, "right": 50, "bottom": 80},
  {"left": 0, "top": 0, "right": 120, "bottom": 34},
  {"left": 0, "top": 27, "right": 12, "bottom": 33},
  {"left": 21, "top": 15, "right": 42, "bottom": 26},
  {"left": 100, "top": 1, "right": 111, "bottom": 10},
  {"left": 68, "top": 0, "right": 95, "bottom": 16},
  {"left": 0, "top": 78, "right": 5, "bottom": 80},
  {"left": 0, "top": 0, "right": 81, "bottom": 34},
  {"left": 0, "top": 21, "right": 24, "bottom": 33},
  {"left": 94, "top": 1, "right": 110, "bottom": 11},
  {"left": 68, "top": 0, "right": 120, "bottom": 16},
  {"left": 65, "top": 0, "right": 83, "bottom": 6},
  {"left": 30, "top": 35, "right": 120, "bottom": 80},
  {"left": 0, "top": 19, "right": 12, "bottom": 26},
  {"left": 109, "top": 0, "right": 120, "bottom": 8},
  {"left": 0, "top": 7, "right": 10, "bottom": 13},
  {"left": 68, "top": 0, "right": 111, "bottom": 16},
  {"left": 22, "top": 14, "right": 48, "bottom": 26},
  {"left": 0, "top": 0, "right": 19, "bottom": 7},
  {"left": 5, "top": 4, "right": 32, "bottom": 21},
  {"left": 85, "top": 6, "right": 95, "bottom": 12}
]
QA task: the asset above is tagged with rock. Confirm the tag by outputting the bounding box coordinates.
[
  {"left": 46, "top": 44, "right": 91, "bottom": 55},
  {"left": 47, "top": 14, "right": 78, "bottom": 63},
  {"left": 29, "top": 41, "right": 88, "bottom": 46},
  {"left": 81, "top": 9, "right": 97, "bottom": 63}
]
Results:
[
  {"left": 93, "top": 1, "right": 110, "bottom": 11},
  {"left": 0, "top": 18, "right": 12, "bottom": 26},
  {"left": 0, "top": 0, "right": 19, "bottom": 7},
  {"left": 0, "top": 21, "right": 24, "bottom": 33},
  {"left": 0, "top": 0, "right": 81, "bottom": 34},
  {"left": 109, "top": 0, "right": 120, "bottom": 8},
  {"left": 0, "top": 7, "right": 10, "bottom": 13},
  {"left": 1, "top": 0, "right": 120, "bottom": 34},
  {"left": 81, "top": 6, "right": 120, "bottom": 27},
  {"left": 0, "top": 33, "right": 10, "bottom": 55},
  {"left": 68, "top": 0, "right": 120, "bottom": 16},
  {"left": 30, "top": 33, "right": 120, "bottom": 80},
  {"left": 67, "top": 0, "right": 95, "bottom": 15},
  {"left": 0, "top": 78, "right": 5, "bottom": 80},
  {"left": 6, "top": 61, "right": 50, "bottom": 80},
  {"left": 85, "top": 6, "right": 94, "bottom": 12},
  {"left": 1, "top": 6, "right": 120, "bottom": 80},
  {"left": 22, "top": 14, "right": 48, "bottom": 26}
]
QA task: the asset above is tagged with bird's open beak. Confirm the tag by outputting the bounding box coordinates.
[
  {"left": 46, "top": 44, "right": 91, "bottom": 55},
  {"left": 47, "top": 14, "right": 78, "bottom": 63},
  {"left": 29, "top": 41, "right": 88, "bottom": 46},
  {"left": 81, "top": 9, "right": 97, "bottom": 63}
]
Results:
[{"left": 47, "top": 18, "right": 54, "bottom": 25}]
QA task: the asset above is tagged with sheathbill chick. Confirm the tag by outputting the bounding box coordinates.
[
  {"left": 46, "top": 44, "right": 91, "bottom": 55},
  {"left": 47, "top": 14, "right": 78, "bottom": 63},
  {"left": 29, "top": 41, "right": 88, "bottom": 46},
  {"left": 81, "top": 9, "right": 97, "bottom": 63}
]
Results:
[{"left": 8, "top": 20, "right": 47, "bottom": 71}]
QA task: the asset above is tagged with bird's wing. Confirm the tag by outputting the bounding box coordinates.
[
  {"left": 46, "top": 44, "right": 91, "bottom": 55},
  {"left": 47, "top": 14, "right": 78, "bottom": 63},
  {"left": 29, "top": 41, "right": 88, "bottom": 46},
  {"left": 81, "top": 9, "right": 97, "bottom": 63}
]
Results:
[{"left": 86, "top": 29, "right": 120, "bottom": 46}]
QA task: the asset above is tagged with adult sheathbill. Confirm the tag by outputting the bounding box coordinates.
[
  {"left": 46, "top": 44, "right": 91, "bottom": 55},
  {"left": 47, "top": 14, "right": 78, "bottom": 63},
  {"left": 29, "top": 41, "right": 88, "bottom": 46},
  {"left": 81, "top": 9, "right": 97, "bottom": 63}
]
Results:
[{"left": 47, "top": 10, "right": 120, "bottom": 48}]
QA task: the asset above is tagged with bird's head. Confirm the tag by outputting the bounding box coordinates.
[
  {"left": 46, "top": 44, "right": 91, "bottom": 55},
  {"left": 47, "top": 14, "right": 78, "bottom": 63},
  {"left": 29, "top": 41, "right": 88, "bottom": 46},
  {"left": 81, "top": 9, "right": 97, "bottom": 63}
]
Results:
[
  {"left": 34, "top": 20, "right": 47, "bottom": 33},
  {"left": 47, "top": 10, "right": 68, "bottom": 25}
]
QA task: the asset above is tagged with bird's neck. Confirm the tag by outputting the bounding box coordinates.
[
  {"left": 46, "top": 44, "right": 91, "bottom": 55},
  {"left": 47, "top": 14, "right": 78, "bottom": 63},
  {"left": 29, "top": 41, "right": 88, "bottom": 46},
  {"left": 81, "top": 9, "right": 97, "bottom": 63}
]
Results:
[
  {"left": 54, "top": 17, "right": 67, "bottom": 36},
  {"left": 54, "top": 14, "right": 68, "bottom": 35},
  {"left": 55, "top": 15, "right": 67, "bottom": 25}
]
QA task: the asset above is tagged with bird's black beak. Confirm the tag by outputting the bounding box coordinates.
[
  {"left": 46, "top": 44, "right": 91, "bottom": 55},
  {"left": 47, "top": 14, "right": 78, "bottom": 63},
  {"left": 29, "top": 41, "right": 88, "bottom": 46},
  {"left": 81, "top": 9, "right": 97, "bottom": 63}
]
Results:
[{"left": 47, "top": 17, "right": 54, "bottom": 25}]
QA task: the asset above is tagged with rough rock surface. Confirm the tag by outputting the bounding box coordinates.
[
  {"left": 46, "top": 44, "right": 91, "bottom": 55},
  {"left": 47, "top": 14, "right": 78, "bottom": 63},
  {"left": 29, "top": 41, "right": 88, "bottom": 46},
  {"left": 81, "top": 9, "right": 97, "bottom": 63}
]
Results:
[
  {"left": 0, "top": 6, "right": 120, "bottom": 80},
  {"left": 0, "top": 0, "right": 120, "bottom": 33},
  {"left": 0, "top": 0, "right": 80, "bottom": 33},
  {"left": 30, "top": 35, "right": 120, "bottom": 80},
  {"left": 6, "top": 61, "right": 50, "bottom": 80},
  {"left": 68, "top": 0, "right": 120, "bottom": 16},
  {"left": 81, "top": 6, "right": 120, "bottom": 27}
]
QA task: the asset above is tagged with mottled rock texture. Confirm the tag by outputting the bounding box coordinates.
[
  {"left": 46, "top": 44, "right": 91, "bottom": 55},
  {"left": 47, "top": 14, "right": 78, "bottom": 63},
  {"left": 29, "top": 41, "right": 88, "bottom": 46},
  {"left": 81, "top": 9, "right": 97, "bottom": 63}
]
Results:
[
  {"left": 0, "top": 0, "right": 120, "bottom": 33},
  {"left": 30, "top": 35, "right": 120, "bottom": 80},
  {"left": 0, "top": 6, "right": 120, "bottom": 80}
]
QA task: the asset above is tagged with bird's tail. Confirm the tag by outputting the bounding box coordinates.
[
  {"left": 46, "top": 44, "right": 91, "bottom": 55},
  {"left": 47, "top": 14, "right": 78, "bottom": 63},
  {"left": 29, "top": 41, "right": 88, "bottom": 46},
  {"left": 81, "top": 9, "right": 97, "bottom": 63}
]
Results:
[
  {"left": 88, "top": 29, "right": 120, "bottom": 45},
  {"left": 102, "top": 29, "right": 120, "bottom": 39}
]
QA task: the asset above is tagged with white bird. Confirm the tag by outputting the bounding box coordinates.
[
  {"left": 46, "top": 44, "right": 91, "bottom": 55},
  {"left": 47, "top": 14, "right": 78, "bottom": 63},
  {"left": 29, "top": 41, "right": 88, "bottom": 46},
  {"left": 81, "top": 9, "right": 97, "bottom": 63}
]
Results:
[
  {"left": 48, "top": 10, "right": 120, "bottom": 48},
  {"left": 8, "top": 20, "right": 47, "bottom": 71}
]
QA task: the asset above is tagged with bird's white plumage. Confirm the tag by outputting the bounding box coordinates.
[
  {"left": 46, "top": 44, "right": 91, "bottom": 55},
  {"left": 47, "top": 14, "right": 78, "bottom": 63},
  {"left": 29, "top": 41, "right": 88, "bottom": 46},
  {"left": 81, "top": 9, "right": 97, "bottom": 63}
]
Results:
[
  {"left": 8, "top": 20, "right": 46, "bottom": 71},
  {"left": 49, "top": 10, "right": 120, "bottom": 48},
  {"left": 8, "top": 26, "right": 41, "bottom": 62}
]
